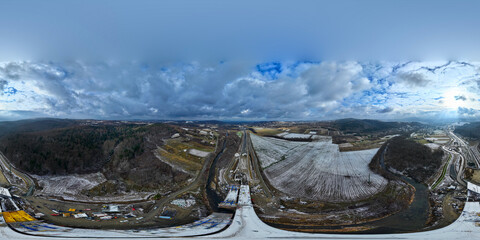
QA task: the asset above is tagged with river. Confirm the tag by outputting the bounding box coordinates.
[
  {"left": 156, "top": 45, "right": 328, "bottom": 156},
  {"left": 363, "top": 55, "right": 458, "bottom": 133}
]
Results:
[{"left": 205, "top": 132, "right": 232, "bottom": 213}]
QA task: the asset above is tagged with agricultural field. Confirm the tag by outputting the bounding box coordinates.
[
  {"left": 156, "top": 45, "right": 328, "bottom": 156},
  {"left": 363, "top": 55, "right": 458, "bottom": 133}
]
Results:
[
  {"left": 331, "top": 135, "right": 386, "bottom": 151},
  {"left": 155, "top": 134, "right": 215, "bottom": 175},
  {"left": 425, "top": 137, "right": 450, "bottom": 144},
  {"left": 252, "top": 127, "right": 285, "bottom": 136},
  {"left": 251, "top": 134, "right": 388, "bottom": 202},
  {"left": 411, "top": 130, "right": 451, "bottom": 145},
  {"left": 250, "top": 134, "right": 310, "bottom": 168}
]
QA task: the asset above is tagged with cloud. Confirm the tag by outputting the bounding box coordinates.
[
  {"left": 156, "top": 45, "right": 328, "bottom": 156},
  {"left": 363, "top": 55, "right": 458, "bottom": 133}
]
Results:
[
  {"left": 241, "top": 109, "right": 250, "bottom": 115},
  {"left": 455, "top": 95, "right": 467, "bottom": 101},
  {"left": 0, "top": 79, "right": 7, "bottom": 93},
  {"left": 1, "top": 60, "right": 480, "bottom": 121},
  {"left": 458, "top": 107, "right": 480, "bottom": 117},
  {"left": 0, "top": 60, "right": 373, "bottom": 120},
  {"left": 376, "top": 107, "right": 394, "bottom": 113},
  {"left": 299, "top": 62, "right": 370, "bottom": 102},
  {"left": 396, "top": 72, "right": 429, "bottom": 87}
]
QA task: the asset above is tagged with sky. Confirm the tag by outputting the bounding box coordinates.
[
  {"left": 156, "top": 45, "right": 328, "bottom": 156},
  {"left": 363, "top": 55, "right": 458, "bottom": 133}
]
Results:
[{"left": 1, "top": 0, "right": 480, "bottom": 122}]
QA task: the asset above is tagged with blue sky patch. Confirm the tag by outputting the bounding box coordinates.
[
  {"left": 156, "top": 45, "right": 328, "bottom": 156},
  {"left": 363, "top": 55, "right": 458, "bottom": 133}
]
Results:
[
  {"left": 256, "top": 62, "right": 282, "bottom": 80},
  {"left": 3, "top": 87, "right": 18, "bottom": 96}
]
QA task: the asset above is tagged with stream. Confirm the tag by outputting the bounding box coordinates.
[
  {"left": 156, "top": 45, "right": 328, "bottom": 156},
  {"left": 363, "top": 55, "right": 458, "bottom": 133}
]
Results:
[
  {"left": 205, "top": 132, "right": 231, "bottom": 213},
  {"left": 359, "top": 146, "right": 430, "bottom": 233}
]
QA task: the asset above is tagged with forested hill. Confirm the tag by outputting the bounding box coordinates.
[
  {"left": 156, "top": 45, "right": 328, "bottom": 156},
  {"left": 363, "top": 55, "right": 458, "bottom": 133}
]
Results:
[
  {"left": 0, "top": 119, "right": 191, "bottom": 190},
  {"left": 454, "top": 122, "right": 480, "bottom": 139},
  {"left": 384, "top": 136, "right": 443, "bottom": 183},
  {"left": 331, "top": 118, "right": 424, "bottom": 134},
  {"left": 0, "top": 118, "right": 78, "bottom": 138}
]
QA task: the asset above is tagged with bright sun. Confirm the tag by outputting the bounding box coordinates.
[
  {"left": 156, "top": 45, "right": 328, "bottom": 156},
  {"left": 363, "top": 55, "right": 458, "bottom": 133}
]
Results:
[{"left": 443, "top": 89, "right": 464, "bottom": 109}]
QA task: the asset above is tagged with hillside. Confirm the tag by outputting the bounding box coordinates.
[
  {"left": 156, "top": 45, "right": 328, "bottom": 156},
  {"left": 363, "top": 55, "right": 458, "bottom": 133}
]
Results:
[
  {"left": 0, "top": 118, "right": 78, "bottom": 137},
  {"left": 331, "top": 118, "right": 423, "bottom": 134},
  {"left": 384, "top": 136, "right": 443, "bottom": 183},
  {"left": 454, "top": 122, "right": 480, "bottom": 139},
  {"left": 0, "top": 119, "right": 214, "bottom": 193}
]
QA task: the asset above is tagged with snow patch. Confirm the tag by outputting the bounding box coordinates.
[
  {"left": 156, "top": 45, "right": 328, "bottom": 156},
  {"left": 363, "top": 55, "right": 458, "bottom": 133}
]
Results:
[
  {"left": 188, "top": 149, "right": 210, "bottom": 158},
  {"left": 33, "top": 172, "right": 106, "bottom": 196},
  {"left": 425, "top": 143, "right": 441, "bottom": 150},
  {"left": 171, "top": 199, "right": 196, "bottom": 208}
]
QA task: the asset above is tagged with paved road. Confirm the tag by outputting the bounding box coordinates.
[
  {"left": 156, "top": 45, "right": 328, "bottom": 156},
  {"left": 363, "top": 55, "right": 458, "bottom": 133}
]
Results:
[
  {"left": 449, "top": 131, "right": 480, "bottom": 168},
  {"left": 0, "top": 152, "right": 35, "bottom": 194},
  {"left": 443, "top": 147, "right": 467, "bottom": 187},
  {"left": 444, "top": 131, "right": 468, "bottom": 187},
  {"left": 141, "top": 131, "right": 229, "bottom": 222}
]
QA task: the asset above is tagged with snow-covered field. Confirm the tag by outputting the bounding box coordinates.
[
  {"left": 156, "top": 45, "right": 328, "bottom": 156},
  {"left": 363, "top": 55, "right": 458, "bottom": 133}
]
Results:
[
  {"left": 188, "top": 149, "right": 210, "bottom": 158},
  {"left": 33, "top": 173, "right": 106, "bottom": 196},
  {"left": 274, "top": 132, "right": 329, "bottom": 141},
  {"left": 425, "top": 143, "right": 441, "bottom": 150},
  {"left": 251, "top": 134, "right": 388, "bottom": 202},
  {"left": 280, "top": 133, "right": 312, "bottom": 139},
  {"left": 33, "top": 173, "right": 156, "bottom": 202},
  {"left": 251, "top": 134, "right": 310, "bottom": 168}
]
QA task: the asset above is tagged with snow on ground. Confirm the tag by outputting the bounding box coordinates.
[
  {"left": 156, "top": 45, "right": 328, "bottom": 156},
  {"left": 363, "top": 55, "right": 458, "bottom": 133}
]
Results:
[
  {"left": 2, "top": 184, "right": 480, "bottom": 239},
  {"left": 33, "top": 173, "right": 106, "bottom": 196},
  {"left": 32, "top": 173, "right": 154, "bottom": 202},
  {"left": 281, "top": 133, "right": 312, "bottom": 139},
  {"left": 0, "top": 187, "right": 11, "bottom": 197},
  {"left": 60, "top": 192, "right": 155, "bottom": 202},
  {"left": 425, "top": 143, "right": 441, "bottom": 150},
  {"left": 251, "top": 134, "right": 387, "bottom": 202},
  {"left": 224, "top": 186, "right": 239, "bottom": 202},
  {"left": 0, "top": 212, "right": 233, "bottom": 239},
  {"left": 188, "top": 149, "right": 210, "bottom": 158},
  {"left": 214, "top": 184, "right": 480, "bottom": 239},
  {"left": 251, "top": 134, "right": 310, "bottom": 168},
  {"left": 171, "top": 199, "right": 196, "bottom": 208},
  {"left": 275, "top": 132, "right": 289, "bottom": 137},
  {"left": 382, "top": 134, "right": 400, "bottom": 139},
  {"left": 434, "top": 130, "right": 446, "bottom": 135}
]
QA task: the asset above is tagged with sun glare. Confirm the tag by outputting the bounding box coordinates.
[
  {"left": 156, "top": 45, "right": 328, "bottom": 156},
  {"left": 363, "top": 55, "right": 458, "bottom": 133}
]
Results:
[{"left": 443, "top": 89, "right": 463, "bottom": 109}]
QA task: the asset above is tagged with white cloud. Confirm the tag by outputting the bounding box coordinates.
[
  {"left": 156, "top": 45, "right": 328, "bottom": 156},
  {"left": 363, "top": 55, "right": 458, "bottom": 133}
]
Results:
[
  {"left": 0, "top": 60, "right": 479, "bottom": 121},
  {"left": 241, "top": 109, "right": 250, "bottom": 115}
]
